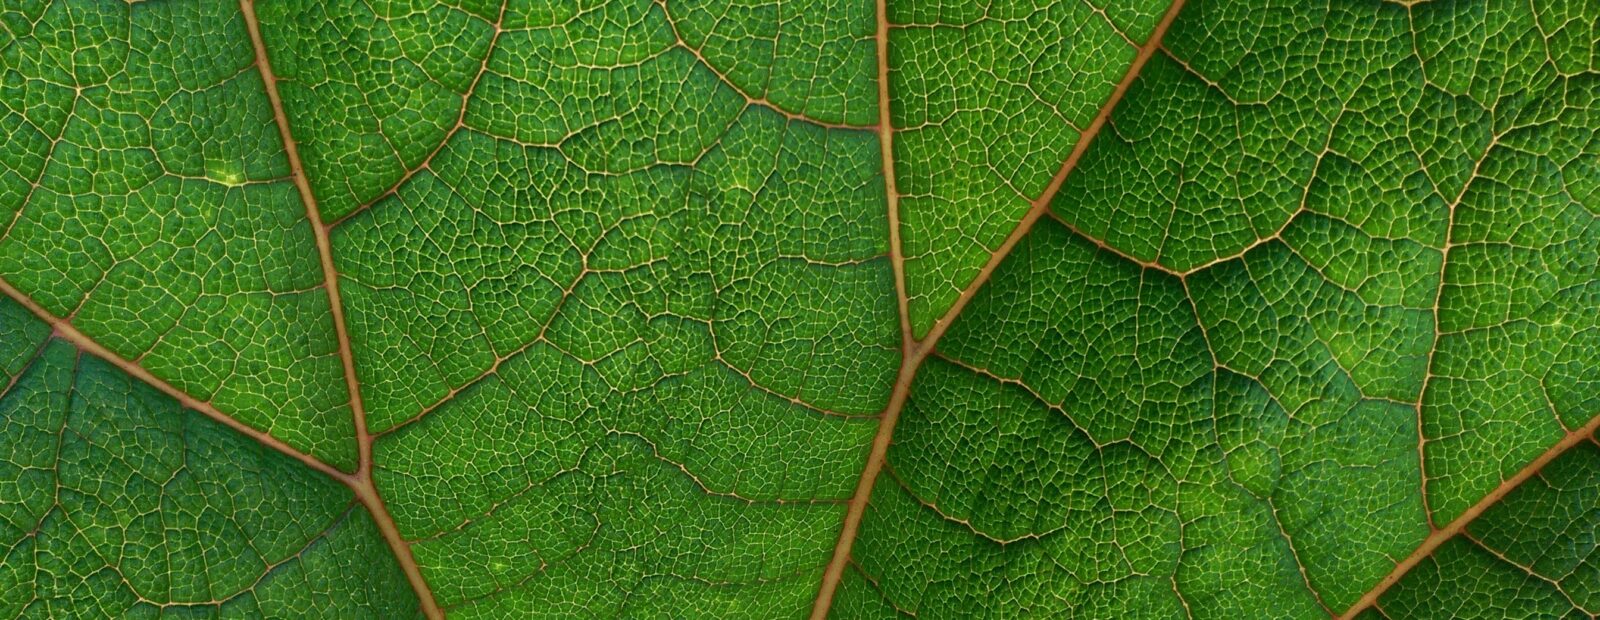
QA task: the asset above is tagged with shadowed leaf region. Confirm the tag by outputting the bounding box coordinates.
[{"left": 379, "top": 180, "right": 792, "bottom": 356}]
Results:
[
  {"left": 841, "top": 0, "right": 1600, "bottom": 617},
  {"left": 0, "top": 297, "right": 417, "bottom": 617}
]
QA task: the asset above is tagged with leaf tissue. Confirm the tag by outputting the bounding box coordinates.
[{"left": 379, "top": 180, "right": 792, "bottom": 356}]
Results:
[{"left": 0, "top": 0, "right": 1597, "bottom": 617}]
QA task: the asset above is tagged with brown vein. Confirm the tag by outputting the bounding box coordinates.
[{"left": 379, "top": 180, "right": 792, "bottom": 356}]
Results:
[
  {"left": 809, "top": 1, "right": 1190, "bottom": 616},
  {"left": 912, "top": 1, "right": 1188, "bottom": 352},
  {"left": 658, "top": 0, "right": 876, "bottom": 131},
  {"left": 805, "top": 0, "right": 911, "bottom": 612},
  {"left": 1338, "top": 134, "right": 1516, "bottom": 618},
  {"left": 0, "top": 275, "right": 347, "bottom": 483},
  {"left": 326, "top": 0, "right": 510, "bottom": 230},
  {"left": 880, "top": 0, "right": 914, "bottom": 351},
  {"left": 1339, "top": 415, "right": 1600, "bottom": 619},
  {"left": 237, "top": 1, "right": 441, "bottom": 616}
]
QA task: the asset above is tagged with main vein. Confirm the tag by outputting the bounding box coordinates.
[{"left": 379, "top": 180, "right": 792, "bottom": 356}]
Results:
[
  {"left": 236, "top": 0, "right": 442, "bottom": 616},
  {"left": 809, "top": 1, "right": 1191, "bottom": 616}
]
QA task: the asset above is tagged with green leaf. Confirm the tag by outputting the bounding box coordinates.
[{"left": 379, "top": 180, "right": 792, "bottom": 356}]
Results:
[{"left": 0, "top": 0, "right": 1596, "bottom": 617}]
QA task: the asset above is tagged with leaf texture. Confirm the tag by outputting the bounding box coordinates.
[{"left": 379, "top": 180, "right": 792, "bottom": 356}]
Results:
[
  {"left": 0, "top": 297, "right": 417, "bottom": 616},
  {"left": 0, "top": 0, "right": 1596, "bottom": 618}
]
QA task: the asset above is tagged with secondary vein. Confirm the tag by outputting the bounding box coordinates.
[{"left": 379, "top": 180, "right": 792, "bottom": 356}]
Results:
[
  {"left": 237, "top": 1, "right": 442, "bottom": 616},
  {"left": 0, "top": 275, "right": 348, "bottom": 483}
]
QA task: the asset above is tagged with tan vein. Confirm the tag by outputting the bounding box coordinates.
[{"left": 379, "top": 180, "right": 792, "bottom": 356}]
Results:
[
  {"left": 809, "top": 1, "right": 1190, "bottom": 616},
  {"left": 806, "top": 0, "right": 913, "bottom": 611},
  {"left": 1337, "top": 135, "right": 1522, "bottom": 618},
  {"left": 809, "top": 348, "right": 918, "bottom": 620},
  {"left": 1411, "top": 135, "right": 1499, "bottom": 530},
  {"left": 913, "top": 1, "right": 1187, "bottom": 351},
  {"left": 1339, "top": 416, "right": 1600, "bottom": 618},
  {"left": 657, "top": 0, "right": 876, "bottom": 131},
  {"left": 0, "top": 275, "right": 348, "bottom": 483},
  {"left": 238, "top": 1, "right": 441, "bottom": 616},
  {"left": 238, "top": 0, "right": 370, "bottom": 473},
  {"left": 880, "top": 4, "right": 914, "bottom": 348}
]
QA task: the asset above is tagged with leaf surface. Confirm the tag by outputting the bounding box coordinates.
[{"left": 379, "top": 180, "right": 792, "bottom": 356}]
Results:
[{"left": 0, "top": 0, "right": 1596, "bottom": 618}]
